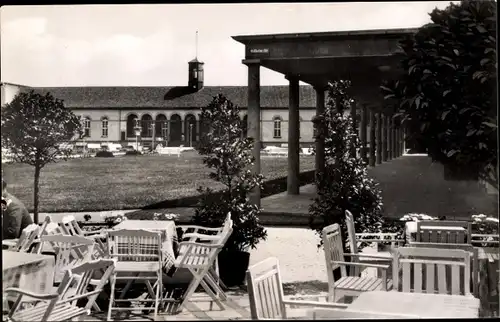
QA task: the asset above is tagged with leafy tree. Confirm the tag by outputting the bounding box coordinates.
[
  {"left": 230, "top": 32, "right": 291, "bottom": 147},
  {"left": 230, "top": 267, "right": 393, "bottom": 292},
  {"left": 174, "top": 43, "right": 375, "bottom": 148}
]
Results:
[
  {"left": 1, "top": 90, "right": 82, "bottom": 223},
  {"left": 192, "top": 94, "right": 267, "bottom": 252},
  {"left": 309, "top": 81, "right": 392, "bottom": 250},
  {"left": 381, "top": 0, "right": 497, "bottom": 177}
]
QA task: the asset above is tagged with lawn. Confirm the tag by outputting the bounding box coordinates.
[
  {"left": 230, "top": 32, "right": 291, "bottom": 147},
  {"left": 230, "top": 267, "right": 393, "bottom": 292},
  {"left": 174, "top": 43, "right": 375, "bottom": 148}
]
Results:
[{"left": 2, "top": 154, "right": 315, "bottom": 212}]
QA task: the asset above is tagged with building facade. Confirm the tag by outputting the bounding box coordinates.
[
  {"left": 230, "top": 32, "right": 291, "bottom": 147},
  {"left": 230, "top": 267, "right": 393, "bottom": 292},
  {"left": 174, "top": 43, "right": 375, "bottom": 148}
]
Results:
[{"left": 1, "top": 59, "right": 321, "bottom": 149}]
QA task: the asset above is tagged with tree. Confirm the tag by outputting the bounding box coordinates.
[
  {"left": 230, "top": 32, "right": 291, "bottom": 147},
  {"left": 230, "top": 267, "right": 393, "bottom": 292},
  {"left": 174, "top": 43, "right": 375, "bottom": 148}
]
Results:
[
  {"left": 192, "top": 94, "right": 267, "bottom": 252},
  {"left": 381, "top": 0, "right": 497, "bottom": 178},
  {"left": 1, "top": 90, "right": 82, "bottom": 223},
  {"left": 309, "top": 81, "right": 390, "bottom": 250}
]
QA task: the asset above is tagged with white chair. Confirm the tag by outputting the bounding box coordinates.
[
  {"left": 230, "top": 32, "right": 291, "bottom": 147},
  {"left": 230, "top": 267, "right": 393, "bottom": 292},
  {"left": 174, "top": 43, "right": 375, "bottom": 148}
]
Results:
[
  {"left": 345, "top": 210, "right": 401, "bottom": 276},
  {"left": 416, "top": 220, "right": 472, "bottom": 244},
  {"left": 38, "top": 234, "right": 95, "bottom": 284},
  {"left": 2, "top": 224, "right": 40, "bottom": 252},
  {"left": 392, "top": 246, "right": 472, "bottom": 296},
  {"left": 5, "top": 258, "right": 116, "bottom": 322},
  {"left": 60, "top": 215, "right": 107, "bottom": 258},
  {"left": 408, "top": 241, "right": 480, "bottom": 297},
  {"left": 174, "top": 226, "right": 233, "bottom": 313},
  {"left": 246, "top": 257, "right": 348, "bottom": 320},
  {"left": 179, "top": 213, "right": 233, "bottom": 290},
  {"left": 323, "top": 223, "right": 392, "bottom": 303},
  {"left": 106, "top": 229, "right": 164, "bottom": 320},
  {"left": 309, "top": 307, "right": 419, "bottom": 319}
]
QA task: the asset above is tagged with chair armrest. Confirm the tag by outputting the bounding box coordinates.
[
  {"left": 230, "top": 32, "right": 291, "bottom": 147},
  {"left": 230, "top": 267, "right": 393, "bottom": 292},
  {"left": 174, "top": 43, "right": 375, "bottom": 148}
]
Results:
[
  {"left": 282, "top": 300, "right": 349, "bottom": 309},
  {"left": 2, "top": 239, "right": 18, "bottom": 247},
  {"left": 182, "top": 233, "right": 220, "bottom": 241},
  {"left": 178, "top": 225, "right": 222, "bottom": 233},
  {"left": 332, "top": 260, "right": 390, "bottom": 270},
  {"left": 4, "top": 287, "right": 59, "bottom": 300},
  {"left": 344, "top": 253, "right": 393, "bottom": 260},
  {"left": 178, "top": 241, "right": 222, "bottom": 249}
]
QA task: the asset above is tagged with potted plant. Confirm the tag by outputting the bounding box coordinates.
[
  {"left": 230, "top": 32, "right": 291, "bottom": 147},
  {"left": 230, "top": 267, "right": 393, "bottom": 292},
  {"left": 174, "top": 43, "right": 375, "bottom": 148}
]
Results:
[{"left": 192, "top": 94, "right": 267, "bottom": 287}]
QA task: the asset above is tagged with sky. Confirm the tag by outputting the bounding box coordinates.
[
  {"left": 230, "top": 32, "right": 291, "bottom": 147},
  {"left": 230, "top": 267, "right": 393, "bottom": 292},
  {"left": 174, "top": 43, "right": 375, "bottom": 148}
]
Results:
[{"left": 1, "top": 2, "right": 457, "bottom": 87}]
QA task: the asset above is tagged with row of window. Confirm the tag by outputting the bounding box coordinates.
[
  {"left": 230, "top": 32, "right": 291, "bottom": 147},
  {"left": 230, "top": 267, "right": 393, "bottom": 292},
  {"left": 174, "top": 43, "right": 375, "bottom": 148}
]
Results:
[{"left": 81, "top": 116, "right": 312, "bottom": 139}]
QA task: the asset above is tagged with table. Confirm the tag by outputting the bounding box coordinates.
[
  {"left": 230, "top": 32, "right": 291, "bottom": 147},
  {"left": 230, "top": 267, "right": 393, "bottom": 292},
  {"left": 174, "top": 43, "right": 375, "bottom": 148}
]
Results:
[
  {"left": 404, "top": 222, "right": 467, "bottom": 244},
  {"left": 349, "top": 291, "right": 480, "bottom": 318},
  {"left": 2, "top": 251, "right": 55, "bottom": 301},
  {"left": 112, "top": 220, "right": 177, "bottom": 273}
]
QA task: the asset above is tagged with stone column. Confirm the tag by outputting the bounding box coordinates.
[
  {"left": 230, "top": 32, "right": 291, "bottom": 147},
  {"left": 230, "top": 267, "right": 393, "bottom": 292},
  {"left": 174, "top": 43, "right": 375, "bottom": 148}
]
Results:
[
  {"left": 360, "top": 104, "right": 368, "bottom": 164},
  {"left": 387, "top": 115, "right": 393, "bottom": 160},
  {"left": 369, "top": 109, "right": 376, "bottom": 167},
  {"left": 382, "top": 114, "right": 388, "bottom": 162},
  {"left": 314, "top": 86, "right": 325, "bottom": 179},
  {"left": 167, "top": 119, "right": 171, "bottom": 146},
  {"left": 246, "top": 61, "right": 262, "bottom": 206},
  {"left": 195, "top": 117, "right": 200, "bottom": 142},
  {"left": 350, "top": 100, "right": 357, "bottom": 159},
  {"left": 376, "top": 112, "right": 382, "bottom": 165},
  {"left": 401, "top": 127, "right": 405, "bottom": 155},
  {"left": 391, "top": 121, "right": 397, "bottom": 159},
  {"left": 287, "top": 75, "right": 300, "bottom": 195}
]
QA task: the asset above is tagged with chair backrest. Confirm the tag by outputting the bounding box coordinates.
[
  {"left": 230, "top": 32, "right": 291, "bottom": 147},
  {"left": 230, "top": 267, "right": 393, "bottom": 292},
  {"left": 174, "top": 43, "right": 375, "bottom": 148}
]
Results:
[
  {"left": 310, "top": 308, "right": 420, "bottom": 319},
  {"left": 408, "top": 241, "right": 480, "bottom": 296},
  {"left": 246, "top": 257, "right": 287, "bottom": 320},
  {"left": 322, "top": 224, "right": 347, "bottom": 279},
  {"left": 56, "top": 258, "right": 116, "bottom": 313},
  {"left": 107, "top": 229, "right": 162, "bottom": 262},
  {"left": 41, "top": 234, "right": 95, "bottom": 283},
  {"left": 345, "top": 210, "right": 359, "bottom": 254},
  {"left": 60, "top": 215, "right": 85, "bottom": 236},
  {"left": 392, "top": 246, "right": 471, "bottom": 296},
  {"left": 13, "top": 224, "right": 40, "bottom": 252},
  {"left": 416, "top": 221, "right": 472, "bottom": 244}
]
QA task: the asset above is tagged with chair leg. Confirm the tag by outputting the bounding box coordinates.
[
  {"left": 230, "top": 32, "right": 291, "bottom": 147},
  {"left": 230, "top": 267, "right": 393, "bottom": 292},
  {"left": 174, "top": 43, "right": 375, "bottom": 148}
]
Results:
[
  {"left": 200, "top": 278, "right": 225, "bottom": 310},
  {"left": 107, "top": 274, "right": 116, "bottom": 321},
  {"left": 177, "top": 269, "right": 206, "bottom": 313}
]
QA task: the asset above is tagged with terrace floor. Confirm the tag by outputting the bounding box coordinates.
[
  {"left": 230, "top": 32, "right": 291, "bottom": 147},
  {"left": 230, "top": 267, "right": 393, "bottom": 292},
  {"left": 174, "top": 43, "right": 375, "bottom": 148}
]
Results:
[
  {"left": 87, "top": 291, "right": 325, "bottom": 321},
  {"left": 261, "top": 154, "right": 498, "bottom": 221}
]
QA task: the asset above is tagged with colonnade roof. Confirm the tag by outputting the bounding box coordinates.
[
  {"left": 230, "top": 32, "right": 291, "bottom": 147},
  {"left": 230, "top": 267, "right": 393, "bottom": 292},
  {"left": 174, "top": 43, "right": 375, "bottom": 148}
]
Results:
[{"left": 232, "top": 28, "right": 418, "bottom": 89}]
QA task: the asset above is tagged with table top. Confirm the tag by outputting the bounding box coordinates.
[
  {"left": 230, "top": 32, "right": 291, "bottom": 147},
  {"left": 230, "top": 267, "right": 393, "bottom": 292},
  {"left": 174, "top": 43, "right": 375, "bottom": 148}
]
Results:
[
  {"left": 349, "top": 291, "right": 480, "bottom": 318},
  {"left": 113, "top": 220, "right": 175, "bottom": 231},
  {"left": 420, "top": 225, "right": 466, "bottom": 231},
  {"left": 2, "top": 250, "right": 54, "bottom": 271}
]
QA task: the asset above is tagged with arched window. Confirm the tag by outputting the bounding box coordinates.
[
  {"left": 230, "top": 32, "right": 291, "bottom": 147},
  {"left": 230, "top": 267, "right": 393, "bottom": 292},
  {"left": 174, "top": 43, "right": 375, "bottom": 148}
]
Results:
[
  {"left": 101, "top": 117, "right": 108, "bottom": 138},
  {"left": 126, "top": 114, "right": 139, "bottom": 137},
  {"left": 141, "top": 114, "right": 153, "bottom": 137},
  {"left": 155, "top": 114, "right": 167, "bottom": 138},
  {"left": 83, "top": 117, "right": 91, "bottom": 138},
  {"left": 273, "top": 117, "right": 282, "bottom": 139}
]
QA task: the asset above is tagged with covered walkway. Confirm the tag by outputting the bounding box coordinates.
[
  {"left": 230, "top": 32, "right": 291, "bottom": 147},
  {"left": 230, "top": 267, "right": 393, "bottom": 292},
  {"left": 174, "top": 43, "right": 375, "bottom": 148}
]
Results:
[{"left": 232, "top": 28, "right": 418, "bottom": 206}]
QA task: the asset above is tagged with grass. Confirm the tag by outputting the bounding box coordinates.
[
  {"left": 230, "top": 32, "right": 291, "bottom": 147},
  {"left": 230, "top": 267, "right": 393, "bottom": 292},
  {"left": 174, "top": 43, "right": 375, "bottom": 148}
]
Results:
[{"left": 2, "top": 153, "right": 315, "bottom": 213}]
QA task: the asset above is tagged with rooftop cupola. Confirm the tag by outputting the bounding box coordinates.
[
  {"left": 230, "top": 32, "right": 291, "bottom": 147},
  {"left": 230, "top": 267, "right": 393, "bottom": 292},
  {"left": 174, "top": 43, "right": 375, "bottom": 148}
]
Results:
[{"left": 188, "top": 58, "right": 204, "bottom": 91}]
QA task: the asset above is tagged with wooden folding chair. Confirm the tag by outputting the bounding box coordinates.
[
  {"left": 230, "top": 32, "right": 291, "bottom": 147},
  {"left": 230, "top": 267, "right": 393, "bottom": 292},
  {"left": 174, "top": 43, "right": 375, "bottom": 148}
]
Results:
[
  {"left": 323, "top": 223, "right": 392, "bottom": 303},
  {"left": 106, "top": 229, "right": 164, "bottom": 320},
  {"left": 392, "top": 246, "right": 472, "bottom": 296},
  {"left": 174, "top": 226, "right": 233, "bottom": 313},
  {"left": 345, "top": 210, "right": 401, "bottom": 276},
  {"left": 179, "top": 212, "right": 233, "bottom": 291},
  {"left": 246, "top": 257, "right": 348, "bottom": 320},
  {"left": 5, "top": 258, "right": 116, "bottom": 321},
  {"left": 309, "top": 307, "right": 419, "bottom": 319},
  {"left": 2, "top": 224, "right": 40, "bottom": 252},
  {"left": 60, "top": 215, "right": 107, "bottom": 258},
  {"left": 416, "top": 220, "right": 472, "bottom": 244}
]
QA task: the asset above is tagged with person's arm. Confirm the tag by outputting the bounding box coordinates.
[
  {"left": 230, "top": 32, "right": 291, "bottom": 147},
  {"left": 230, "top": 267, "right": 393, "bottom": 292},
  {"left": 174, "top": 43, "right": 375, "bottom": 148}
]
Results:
[{"left": 2, "top": 202, "right": 24, "bottom": 239}]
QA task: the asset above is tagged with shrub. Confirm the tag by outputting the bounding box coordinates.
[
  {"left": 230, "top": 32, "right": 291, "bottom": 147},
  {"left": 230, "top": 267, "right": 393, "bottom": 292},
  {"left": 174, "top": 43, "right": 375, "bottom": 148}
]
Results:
[
  {"left": 309, "top": 81, "right": 391, "bottom": 251},
  {"left": 95, "top": 150, "right": 114, "bottom": 158},
  {"left": 125, "top": 150, "right": 142, "bottom": 156},
  {"left": 191, "top": 94, "right": 267, "bottom": 252}
]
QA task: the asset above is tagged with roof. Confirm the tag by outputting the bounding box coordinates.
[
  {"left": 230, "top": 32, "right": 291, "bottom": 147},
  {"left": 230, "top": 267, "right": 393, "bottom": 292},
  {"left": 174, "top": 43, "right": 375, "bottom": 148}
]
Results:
[
  {"left": 26, "top": 85, "right": 317, "bottom": 109},
  {"left": 232, "top": 28, "right": 418, "bottom": 44}
]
